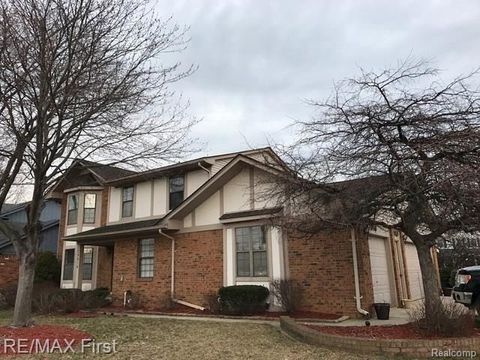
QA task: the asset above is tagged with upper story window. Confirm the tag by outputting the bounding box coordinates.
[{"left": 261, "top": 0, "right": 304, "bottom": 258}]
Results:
[
  {"left": 235, "top": 226, "right": 267, "bottom": 278},
  {"left": 169, "top": 175, "right": 184, "bottom": 210},
  {"left": 67, "top": 194, "right": 78, "bottom": 225},
  {"left": 83, "top": 193, "right": 97, "bottom": 224},
  {"left": 122, "top": 186, "right": 134, "bottom": 218}
]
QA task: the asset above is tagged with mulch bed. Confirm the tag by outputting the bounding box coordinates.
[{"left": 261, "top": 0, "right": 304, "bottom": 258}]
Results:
[
  {"left": 0, "top": 325, "right": 91, "bottom": 356},
  {"left": 308, "top": 323, "right": 480, "bottom": 339}
]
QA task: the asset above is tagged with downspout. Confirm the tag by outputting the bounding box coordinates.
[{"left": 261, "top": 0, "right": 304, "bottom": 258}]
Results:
[
  {"left": 351, "top": 228, "right": 370, "bottom": 317},
  {"left": 198, "top": 162, "right": 211, "bottom": 177},
  {"left": 158, "top": 229, "right": 205, "bottom": 311}
]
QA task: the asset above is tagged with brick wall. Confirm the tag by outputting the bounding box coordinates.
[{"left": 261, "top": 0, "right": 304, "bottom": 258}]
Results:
[
  {"left": 111, "top": 237, "right": 171, "bottom": 309},
  {"left": 0, "top": 256, "right": 18, "bottom": 288},
  {"left": 96, "top": 246, "right": 113, "bottom": 289},
  {"left": 110, "top": 229, "right": 224, "bottom": 310},
  {"left": 287, "top": 228, "right": 374, "bottom": 318},
  {"left": 174, "top": 229, "right": 223, "bottom": 307}
]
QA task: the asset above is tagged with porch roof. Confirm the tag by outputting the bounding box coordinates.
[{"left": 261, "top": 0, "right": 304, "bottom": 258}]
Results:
[{"left": 64, "top": 218, "right": 164, "bottom": 245}]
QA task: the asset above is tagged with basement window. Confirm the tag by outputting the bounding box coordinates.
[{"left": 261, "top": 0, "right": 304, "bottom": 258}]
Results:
[
  {"left": 235, "top": 226, "right": 267, "bottom": 277},
  {"left": 138, "top": 239, "right": 154, "bottom": 278}
]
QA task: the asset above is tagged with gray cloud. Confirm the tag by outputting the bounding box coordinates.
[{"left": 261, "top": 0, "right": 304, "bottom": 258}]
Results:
[{"left": 155, "top": 0, "right": 480, "bottom": 155}]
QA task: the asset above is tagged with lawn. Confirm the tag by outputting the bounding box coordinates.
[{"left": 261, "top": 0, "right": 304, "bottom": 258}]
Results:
[{"left": 0, "top": 311, "right": 385, "bottom": 359}]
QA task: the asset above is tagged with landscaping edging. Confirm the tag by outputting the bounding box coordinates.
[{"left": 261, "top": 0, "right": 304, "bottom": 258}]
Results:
[{"left": 280, "top": 316, "right": 480, "bottom": 358}]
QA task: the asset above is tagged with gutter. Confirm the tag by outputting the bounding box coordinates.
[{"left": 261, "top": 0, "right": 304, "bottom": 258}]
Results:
[
  {"left": 198, "top": 162, "right": 211, "bottom": 177},
  {"left": 158, "top": 229, "right": 205, "bottom": 311},
  {"left": 351, "top": 228, "right": 370, "bottom": 318}
]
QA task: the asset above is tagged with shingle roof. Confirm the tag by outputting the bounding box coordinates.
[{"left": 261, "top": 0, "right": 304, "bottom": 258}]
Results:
[
  {"left": 65, "top": 218, "right": 162, "bottom": 240},
  {"left": 0, "top": 220, "right": 59, "bottom": 250},
  {"left": 1, "top": 202, "right": 29, "bottom": 216},
  {"left": 219, "top": 207, "right": 283, "bottom": 220},
  {"left": 78, "top": 160, "right": 137, "bottom": 182}
]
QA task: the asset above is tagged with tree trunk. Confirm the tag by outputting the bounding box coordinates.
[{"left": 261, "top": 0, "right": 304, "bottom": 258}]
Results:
[
  {"left": 415, "top": 241, "right": 443, "bottom": 321},
  {"left": 12, "top": 250, "right": 36, "bottom": 327}
]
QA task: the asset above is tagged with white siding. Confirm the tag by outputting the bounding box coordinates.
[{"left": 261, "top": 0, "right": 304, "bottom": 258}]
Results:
[
  {"left": 135, "top": 181, "right": 152, "bottom": 218},
  {"left": 183, "top": 212, "right": 193, "bottom": 228},
  {"left": 223, "top": 168, "right": 251, "bottom": 213},
  {"left": 405, "top": 243, "right": 424, "bottom": 300},
  {"left": 195, "top": 191, "right": 220, "bottom": 226},
  {"left": 153, "top": 178, "right": 167, "bottom": 216},
  {"left": 225, "top": 228, "right": 235, "bottom": 286},
  {"left": 271, "top": 227, "right": 284, "bottom": 280},
  {"left": 108, "top": 187, "right": 122, "bottom": 222},
  {"left": 65, "top": 227, "right": 77, "bottom": 236},
  {"left": 253, "top": 168, "right": 276, "bottom": 209},
  {"left": 186, "top": 170, "right": 209, "bottom": 196},
  {"left": 211, "top": 158, "right": 231, "bottom": 175},
  {"left": 369, "top": 236, "right": 393, "bottom": 303}
]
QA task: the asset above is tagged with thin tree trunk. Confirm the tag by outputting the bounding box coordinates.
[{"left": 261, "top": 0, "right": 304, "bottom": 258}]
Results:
[
  {"left": 415, "top": 242, "right": 443, "bottom": 321},
  {"left": 12, "top": 250, "right": 36, "bottom": 327}
]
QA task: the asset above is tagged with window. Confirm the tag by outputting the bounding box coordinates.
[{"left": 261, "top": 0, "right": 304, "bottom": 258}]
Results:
[
  {"left": 138, "top": 239, "right": 154, "bottom": 278},
  {"left": 67, "top": 194, "right": 78, "bottom": 225},
  {"left": 83, "top": 193, "right": 97, "bottom": 224},
  {"left": 63, "top": 249, "right": 75, "bottom": 280},
  {"left": 122, "top": 186, "right": 134, "bottom": 218},
  {"left": 235, "top": 226, "right": 267, "bottom": 277},
  {"left": 169, "top": 176, "right": 184, "bottom": 210},
  {"left": 82, "top": 247, "right": 93, "bottom": 280}
]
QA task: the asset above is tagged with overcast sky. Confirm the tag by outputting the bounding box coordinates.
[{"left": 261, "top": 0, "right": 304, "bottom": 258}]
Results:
[{"left": 159, "top": 0, "right": 479, "bottom": 156}]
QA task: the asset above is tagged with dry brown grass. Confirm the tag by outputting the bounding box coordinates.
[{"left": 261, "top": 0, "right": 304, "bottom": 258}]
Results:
[{"left": 0, "top": 311, "right": 386, "bottom": 359}]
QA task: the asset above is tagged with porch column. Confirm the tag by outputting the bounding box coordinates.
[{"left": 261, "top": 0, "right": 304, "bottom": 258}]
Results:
[{"left": 75, "top": 244, "right": 84, "bottom": 290}]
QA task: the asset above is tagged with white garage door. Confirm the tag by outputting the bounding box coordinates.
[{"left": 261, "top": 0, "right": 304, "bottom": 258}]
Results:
[
  {"left": 405, "top": 243, "right": 424, "bottom": 300},
  {"left": 368, "top": 236, "right": 393, "bottom": 304}
]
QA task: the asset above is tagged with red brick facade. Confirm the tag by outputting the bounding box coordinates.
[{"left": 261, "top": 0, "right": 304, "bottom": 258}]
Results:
[
  {"left": 110, "top": 229, "right": 224, "bottom": 310},
  {"left": 0, "top": 256, "right": 18, "bottom": 288},
  {"left": 287, "top": 229, "right": 374, "bottom": 317}
]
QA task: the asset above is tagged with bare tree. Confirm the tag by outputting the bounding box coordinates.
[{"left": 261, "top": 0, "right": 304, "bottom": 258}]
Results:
[
  {"left": 0, "top": 0, "right": 197, "bottom": 326},
  {"left": 269, "top": 60, "right": 480, "bottom": 326}
]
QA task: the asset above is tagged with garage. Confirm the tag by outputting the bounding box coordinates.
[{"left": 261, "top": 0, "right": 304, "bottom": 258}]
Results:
[
  {"left": 368, "top": 236, "right": 394, "bottom": 304},
  {"left": 405, "top": 243, "right": 424, "bottom": 300}
]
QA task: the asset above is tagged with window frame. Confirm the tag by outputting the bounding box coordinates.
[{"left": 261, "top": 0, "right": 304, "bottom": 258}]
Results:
[
  {"left": 138, "top": 238, "right": 155, "bottom": 279},
  {"left": 67, "top": 194, "right": 78, "bottom": 225},
  {"left": 234, "top": 225, "right": 268, "bottom": 279},
  {"left": 83, "top": 193, "right": 97, "bottom": 224},
  {"left": 169, "top": 175, "right": 185, "bottom": 210},
  {"left": 63, "top": 248, "right": 75, "bottom": 281},
  {"left": 122, "top": 186, "right": 134, "bottom": 218},
  {"left": 82, "top": 247, "right": 93, "bottom": 281}
]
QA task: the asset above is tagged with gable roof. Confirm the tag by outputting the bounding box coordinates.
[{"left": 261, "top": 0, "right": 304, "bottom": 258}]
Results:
[
  {"left": 0, "top": 219, "right": 59, "bottom": 251},
  {"left": 77, "top": 160, "right": 137, "bottom": 182},
  {"left": 0, "top": 202, "right": 29, "bottom": 217},
  {"left": 161, "top": 154, "right": 282, "bottom": 224}
]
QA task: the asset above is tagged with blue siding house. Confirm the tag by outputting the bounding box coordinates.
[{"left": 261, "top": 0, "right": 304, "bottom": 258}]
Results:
[{"left": 0, "top": 200, "right": 60, "bottom": 255}]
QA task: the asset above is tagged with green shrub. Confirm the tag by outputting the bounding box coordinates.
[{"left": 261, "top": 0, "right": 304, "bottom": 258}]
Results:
[
  {"left": 218, "top": 285, "right": 269, "bottom": 315},
  {"left": 0, "top": 283, "right": 17, "bottom": 309},
  {"left": 35, "top": 252, "right": 61, "bottom": 284}
]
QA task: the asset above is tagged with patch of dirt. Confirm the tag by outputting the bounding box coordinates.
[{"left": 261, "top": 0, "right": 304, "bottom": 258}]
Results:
[
  {"left": 308, "top": 323, "right": 480, "bottom": 339},
  {"left": 0, "top": 324, "right": 91, "bottom": 356}
]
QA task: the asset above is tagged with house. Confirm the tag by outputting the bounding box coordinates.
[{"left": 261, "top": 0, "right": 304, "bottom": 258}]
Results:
[
  {"left": 50, "top": 148, "right": 436, "bottom": 317},
  {"left": 0, "top": 199, "right": 61, "bottom": 288}
]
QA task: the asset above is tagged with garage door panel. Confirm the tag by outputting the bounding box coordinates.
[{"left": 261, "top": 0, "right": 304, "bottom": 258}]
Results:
[
  {"left": 369, "top": 237, "right": 393, "bottom": 304},
  {"left": 405, "top": 243, "right": 424, "bottom": 300}
]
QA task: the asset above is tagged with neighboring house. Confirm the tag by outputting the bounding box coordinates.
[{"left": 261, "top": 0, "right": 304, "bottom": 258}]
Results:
[
  {"left": 0, "top": 200, "right": 60, "bottom": 255},
  {"left": 0, "top": 199, "right": 60, "bottom": 288},
  {"left": 49, "top": 148, "right": 436, "bottom": 317}
]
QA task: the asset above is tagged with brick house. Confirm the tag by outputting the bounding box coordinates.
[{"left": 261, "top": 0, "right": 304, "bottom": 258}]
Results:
[{"left": 50, "top": 148, "right": 438, "bottom": 317}]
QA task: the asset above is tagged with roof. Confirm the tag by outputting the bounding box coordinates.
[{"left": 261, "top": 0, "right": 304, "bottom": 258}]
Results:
[
  {"left": 1, "top": 202, "right": 29, "bottom": 216},
  {"left": 77, "top": 160, "right": 137, "bottom": 182},
  {"left": 0, "top": 219, "right": 59, "bottom": 250},
  {"left": 64, "top": 218, "right": 163, "bottom": 242},
  {"left": 219, "top": 207, "right": 283, "bottom": 220}
]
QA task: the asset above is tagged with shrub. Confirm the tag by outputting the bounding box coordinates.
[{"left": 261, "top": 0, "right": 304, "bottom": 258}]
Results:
[
  {"left": 218, "top": 285, "right": 269, "bottom": 315},
  {"left": 0, "top": 283, "right": 17, "bottom": 309},
  {"left": 204, "top": 292, "right": 220, "bottom": 314},
  {"left": 270, "top": 279, "right": 303, "bottom": 314},
  {"left": 408, "top": 300, "right": 475, "bottom": 337},
  {"left": 35, "top": 252, "right": 61, "bottom": 284}
]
